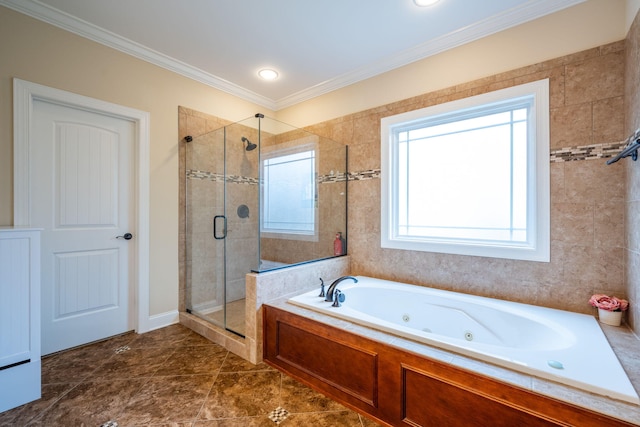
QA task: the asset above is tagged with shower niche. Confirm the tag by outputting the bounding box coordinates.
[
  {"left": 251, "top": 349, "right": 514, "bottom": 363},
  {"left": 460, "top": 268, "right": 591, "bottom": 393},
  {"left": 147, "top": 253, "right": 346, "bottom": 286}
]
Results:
[{"left": 184, "top": 113, "right": 348, "bottom": 337}]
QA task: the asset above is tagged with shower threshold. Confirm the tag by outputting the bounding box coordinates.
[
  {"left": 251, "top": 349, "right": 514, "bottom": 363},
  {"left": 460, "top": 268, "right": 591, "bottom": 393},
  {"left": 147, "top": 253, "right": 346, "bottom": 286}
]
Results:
[{"left": 188, "top": 298, "right": 246, "bottom": 337}]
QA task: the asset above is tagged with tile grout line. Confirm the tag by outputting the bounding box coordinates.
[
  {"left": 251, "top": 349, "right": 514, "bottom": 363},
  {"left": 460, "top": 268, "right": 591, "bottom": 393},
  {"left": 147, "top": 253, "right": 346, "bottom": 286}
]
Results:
[
  {"left": 28, "top": 339, "right": 134, "bottom": 426},
  {"left": 269, "top": 370, "right": 289, "bottom": 425},
  {"left": 24, "top": 382, "right": 81, "bottom": 426},
  {"left": 107, "top": 337, "right": 184, "bottom": 426},
  {"left": 6, "top": 326, "right": 382, "bottom": 426},
  {"left": 190, "top": 348, "right": 229, "bottom": 425}
]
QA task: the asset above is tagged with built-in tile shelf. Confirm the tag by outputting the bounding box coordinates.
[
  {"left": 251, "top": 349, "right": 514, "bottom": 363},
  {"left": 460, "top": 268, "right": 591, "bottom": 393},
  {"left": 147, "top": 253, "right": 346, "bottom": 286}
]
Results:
[{"left": 0, "top": 228, "right": 41, "bottom": 412}]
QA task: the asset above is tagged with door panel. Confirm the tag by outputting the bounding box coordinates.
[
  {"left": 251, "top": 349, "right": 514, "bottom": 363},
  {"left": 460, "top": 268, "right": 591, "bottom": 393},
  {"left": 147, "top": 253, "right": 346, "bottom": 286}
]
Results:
[
  {"left": 54, "top": 249, "right": 118, "bottom": 318},
  {"left": 56, "top": 122, "right": 118, "bottom": 227},
  {"left": 32, "top": 99, "right": 134, "bottom": 355}
]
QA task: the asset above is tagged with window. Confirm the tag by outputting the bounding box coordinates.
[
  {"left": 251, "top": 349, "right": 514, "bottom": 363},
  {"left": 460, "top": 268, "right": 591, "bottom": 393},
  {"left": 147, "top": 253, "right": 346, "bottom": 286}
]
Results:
[
  {"left": 381, "top": 79, "right": 549, "bottom": 261},
  {"left": 261, "top": 144, "right": 317, "bottom": 240}
]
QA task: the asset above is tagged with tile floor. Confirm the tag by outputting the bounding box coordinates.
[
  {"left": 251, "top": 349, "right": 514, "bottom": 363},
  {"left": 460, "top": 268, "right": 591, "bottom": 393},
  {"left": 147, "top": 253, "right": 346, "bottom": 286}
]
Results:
[{"left": 0, "top": 324, "right": 383, "bottom": 426}]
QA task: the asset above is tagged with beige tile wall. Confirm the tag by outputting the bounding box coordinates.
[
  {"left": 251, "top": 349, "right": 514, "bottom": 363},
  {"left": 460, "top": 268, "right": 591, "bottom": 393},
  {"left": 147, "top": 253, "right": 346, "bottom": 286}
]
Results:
[
  {"left": 625, "top": 13, "right": 640, "bottom": 332},
  {"left": 180, "top": 37, "right": 636, "bottom": 330},
  {"left": 302, "top": 41, "right": 628, "bottom": 318}
]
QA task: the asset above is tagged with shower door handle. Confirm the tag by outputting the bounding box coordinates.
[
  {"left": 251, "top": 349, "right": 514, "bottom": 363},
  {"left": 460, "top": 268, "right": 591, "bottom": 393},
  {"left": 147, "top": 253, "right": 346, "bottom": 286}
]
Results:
[{"left": 213, "top": 215, "right": 227, "bottom": 240}]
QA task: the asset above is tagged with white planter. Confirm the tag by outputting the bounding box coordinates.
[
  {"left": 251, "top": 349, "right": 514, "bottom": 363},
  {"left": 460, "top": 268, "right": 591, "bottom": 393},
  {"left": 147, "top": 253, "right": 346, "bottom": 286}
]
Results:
[{"left": 598, "top": 308, "right": 623, "bottom": 326}]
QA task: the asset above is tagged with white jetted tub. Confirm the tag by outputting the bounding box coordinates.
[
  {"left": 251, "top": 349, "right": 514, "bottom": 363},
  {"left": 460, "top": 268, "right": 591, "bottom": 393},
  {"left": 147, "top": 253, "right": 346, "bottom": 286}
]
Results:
[{"left": 288, "top": 276, "right": 639, "bottom": 404}]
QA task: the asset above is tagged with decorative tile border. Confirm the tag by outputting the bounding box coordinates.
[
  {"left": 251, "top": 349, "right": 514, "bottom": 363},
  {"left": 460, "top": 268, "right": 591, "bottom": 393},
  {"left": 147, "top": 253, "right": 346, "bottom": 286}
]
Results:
[
  {"left": 187, "top": 142, "right": 626, "bottom": 186},
  {"left": 550, "top": 141, "right": 627, "bottom": 163},
  {"left": 187, "top": 169, "right": 259, "bottom": 185},
  {"left": 186, "top": 169, "right": 223, "bottom": 181},
  {"left": 347, "top": 169, "right": 381, "bottom": 181},
  {"left": 187, "top": 169, "right": 360, "bottom": 184},
  {"left": 318, "top": 171, "right": 347, "bottom": 183}
]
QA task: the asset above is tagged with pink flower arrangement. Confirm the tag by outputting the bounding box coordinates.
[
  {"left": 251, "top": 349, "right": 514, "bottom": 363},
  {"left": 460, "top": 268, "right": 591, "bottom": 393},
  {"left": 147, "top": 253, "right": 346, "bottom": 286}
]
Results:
[{"left": 589, "top": 294, "right": 629, "bottom": 312}]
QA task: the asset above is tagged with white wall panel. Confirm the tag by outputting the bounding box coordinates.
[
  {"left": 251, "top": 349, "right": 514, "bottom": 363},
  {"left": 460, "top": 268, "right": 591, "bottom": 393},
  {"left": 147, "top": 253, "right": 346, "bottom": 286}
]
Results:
[
  {"left": 0, "top": 236, "right": 30, "bottom": 367},
  {"left": 0, "top": 228, "right": 41, "bottom": 412}
]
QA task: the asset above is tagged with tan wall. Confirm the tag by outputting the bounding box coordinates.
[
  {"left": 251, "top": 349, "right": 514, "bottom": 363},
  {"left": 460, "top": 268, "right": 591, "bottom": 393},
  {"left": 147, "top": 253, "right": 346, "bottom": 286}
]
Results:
[
  {"left": 278, "top": 0, "right": 628, "bottom": 128},
  {"left": 0, "top": 7, "right": 269, "bottom": 316}
]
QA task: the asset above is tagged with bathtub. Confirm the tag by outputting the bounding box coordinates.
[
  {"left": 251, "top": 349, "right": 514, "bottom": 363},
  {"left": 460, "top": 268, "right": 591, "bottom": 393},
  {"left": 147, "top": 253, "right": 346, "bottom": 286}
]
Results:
[{"left": 288, "top": 276, "right": 639, "bottom": 405}]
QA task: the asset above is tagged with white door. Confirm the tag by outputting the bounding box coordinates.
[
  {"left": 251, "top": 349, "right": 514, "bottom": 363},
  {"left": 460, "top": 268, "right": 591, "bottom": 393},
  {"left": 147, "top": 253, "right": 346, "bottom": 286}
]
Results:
[{"left": 31, "top": 99, "right": 135, "bottom": 355}]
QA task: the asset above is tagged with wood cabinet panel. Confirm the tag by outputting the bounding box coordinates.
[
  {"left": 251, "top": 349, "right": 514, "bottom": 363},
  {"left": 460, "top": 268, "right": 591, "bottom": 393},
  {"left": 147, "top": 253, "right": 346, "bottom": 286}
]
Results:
[
  {"left": 402, "top": 366, "right": 558, "bottom": 427},
  {"left": 263, "top": 305, "right": 637, "bottom": 427},
  {"left": 275, "top": 321, "right": 378, "bottom": 407}
]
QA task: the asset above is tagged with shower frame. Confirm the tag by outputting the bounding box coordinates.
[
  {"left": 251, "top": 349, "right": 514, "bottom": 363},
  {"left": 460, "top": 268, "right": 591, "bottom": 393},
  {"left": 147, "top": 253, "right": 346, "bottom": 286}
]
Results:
[{"left": 183, "top": 113, "right": 348, "bottom": 338}]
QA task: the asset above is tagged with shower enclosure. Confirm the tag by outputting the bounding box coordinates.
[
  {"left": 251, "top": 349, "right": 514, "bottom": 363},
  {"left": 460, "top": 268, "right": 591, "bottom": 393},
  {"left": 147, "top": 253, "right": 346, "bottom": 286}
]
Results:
[{"left": 184, "top": 114, "right": 348, "bottom": 337}]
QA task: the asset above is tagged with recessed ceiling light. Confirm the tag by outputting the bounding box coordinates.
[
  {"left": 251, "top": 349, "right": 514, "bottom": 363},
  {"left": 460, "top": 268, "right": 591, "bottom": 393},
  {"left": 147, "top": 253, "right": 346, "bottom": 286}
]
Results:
[
  {"left": 258, "top": 69, "right": 279, "bottom": 81},
  {"left": 413, "top": 0, "right": 440, "bottom": 6}
]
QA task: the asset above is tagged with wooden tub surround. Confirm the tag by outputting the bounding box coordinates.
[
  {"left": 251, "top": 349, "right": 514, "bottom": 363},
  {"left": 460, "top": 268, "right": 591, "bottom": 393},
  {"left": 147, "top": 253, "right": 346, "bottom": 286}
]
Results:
[{"left": 263, "top": 304, "right": 639, "bottom": 426}]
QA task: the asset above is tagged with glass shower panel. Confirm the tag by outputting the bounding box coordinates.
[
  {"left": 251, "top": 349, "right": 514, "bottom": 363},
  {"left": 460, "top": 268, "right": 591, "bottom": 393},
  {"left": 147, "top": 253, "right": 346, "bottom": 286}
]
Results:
[
  {"left": 221, "top": 117, "right": 261, "bottom": 336},
  {"left": 258, "top": 119, "right": 348, "bottom": 270},
  {"left": 185, "top": 128, "right": 226, "bottom": 330}
]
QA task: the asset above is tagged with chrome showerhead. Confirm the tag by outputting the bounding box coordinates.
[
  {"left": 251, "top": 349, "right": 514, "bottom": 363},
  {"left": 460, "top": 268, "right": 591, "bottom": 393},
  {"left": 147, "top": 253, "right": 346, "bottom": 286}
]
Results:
[{"left": 241, "top": 136, "right": 257, "bottom": 151}]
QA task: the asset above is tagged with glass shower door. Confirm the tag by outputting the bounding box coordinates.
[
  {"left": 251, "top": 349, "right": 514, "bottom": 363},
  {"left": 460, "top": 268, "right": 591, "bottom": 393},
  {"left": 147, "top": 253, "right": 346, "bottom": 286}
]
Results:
[
  {"left": 185, "top": 117, "right": 259, "bottom": 337},
  {"left": 185, "top": 128, "right": 227, "bottom": 331}
]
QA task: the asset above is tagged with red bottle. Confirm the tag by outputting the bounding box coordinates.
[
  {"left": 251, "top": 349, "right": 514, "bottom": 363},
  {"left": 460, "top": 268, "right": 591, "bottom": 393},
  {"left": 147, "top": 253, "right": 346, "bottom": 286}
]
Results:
[{"left": 334, "top": 232, "right": 344, "bottom": 256}]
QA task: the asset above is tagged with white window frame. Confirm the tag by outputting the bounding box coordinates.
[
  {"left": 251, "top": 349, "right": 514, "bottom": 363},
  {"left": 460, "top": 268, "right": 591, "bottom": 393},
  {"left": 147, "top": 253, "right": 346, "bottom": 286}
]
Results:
[
  {"left": 260, "top": 142, "right": 319, "bottom": 242},
  {"left": 381, "top": 79, "right": 550, "bottom": 262}
]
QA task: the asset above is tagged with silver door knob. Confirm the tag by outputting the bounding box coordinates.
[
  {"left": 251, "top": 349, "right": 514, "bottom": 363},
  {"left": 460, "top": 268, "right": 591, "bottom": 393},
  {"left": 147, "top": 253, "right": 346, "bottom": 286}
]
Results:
[{"left": 116, "top": 233, "right": 133, "bottom": 240}]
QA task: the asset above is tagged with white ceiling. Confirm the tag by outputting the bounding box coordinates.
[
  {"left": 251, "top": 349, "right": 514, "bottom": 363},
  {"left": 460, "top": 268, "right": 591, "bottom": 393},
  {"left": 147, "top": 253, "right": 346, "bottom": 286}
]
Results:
[{"left": 1, "top": 0, "right": 585, "bottom": 110}]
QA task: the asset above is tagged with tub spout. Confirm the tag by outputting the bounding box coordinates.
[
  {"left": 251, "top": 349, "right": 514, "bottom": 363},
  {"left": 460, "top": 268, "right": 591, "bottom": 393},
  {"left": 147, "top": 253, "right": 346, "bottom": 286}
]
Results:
[{"left": 325, "top": 276, "right": 358, "bottom": 302}]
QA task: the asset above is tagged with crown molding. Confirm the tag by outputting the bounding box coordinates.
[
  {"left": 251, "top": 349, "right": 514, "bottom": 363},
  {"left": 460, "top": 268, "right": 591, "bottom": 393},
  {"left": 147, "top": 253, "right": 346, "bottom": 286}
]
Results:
[
  {"left": 1, "top": 0, "right": 585, "bottom": 111},
  {"left": 0, "top": 0, "right": 277, "bottom": 110}
]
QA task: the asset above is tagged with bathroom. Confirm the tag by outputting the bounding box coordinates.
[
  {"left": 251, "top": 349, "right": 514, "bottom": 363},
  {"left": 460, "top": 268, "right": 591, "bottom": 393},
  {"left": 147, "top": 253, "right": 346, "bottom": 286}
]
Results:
[
  {"left": 0, "top": 0, "right": 639, "bottom": 425},
  {"left": 176, "top": 24, "right": 640, "bottom": 422},
  {"left": 178, "top": 22, "right": 635, "bottom": 332}
]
